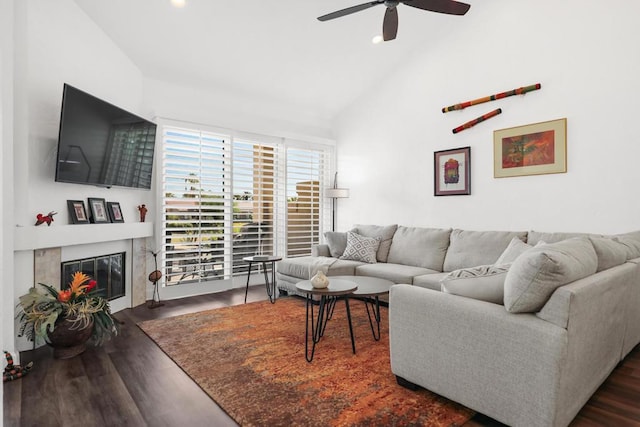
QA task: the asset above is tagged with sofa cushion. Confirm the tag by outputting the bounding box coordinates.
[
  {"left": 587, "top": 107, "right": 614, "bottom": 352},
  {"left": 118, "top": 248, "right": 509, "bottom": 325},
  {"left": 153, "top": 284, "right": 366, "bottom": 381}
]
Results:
[
  {"left": 441, "top": 264, "right": 510, "bottom": 305},
  {"left": 277, "top": 256, "right": 365, "bottom": 279},
  {"left": 443, "top": 229, "right": 528, "bottom": 272},
  {"left": 355, "top": 263, "right": 435, "bottom": 284},
  {"left": 527, "top": 230, "right": 600, "bottom": 245},
  {"left": 340, "top": 231, "right": 380, "bottom": 264},
  {"left": 504, "top": 237, "right": 598, "bottom": 313},
  {"left": 387, "top": 226, "right": 451, "bottom": 271},
  {"left": 613, "top": 231, "right": 640, "bottom": 260},
  {"left": 324, "top": 231, "right": 348, "bottom": 257},
  {"left": 352, "top": 224, "right": 398, "bottom": 263},
  {"left": 276, "top": 256, "right": 337, "bottom": 279},
  {"left": 589, "top": 236, "right": 628, "bottom": 272},
  {"left": 412, "top": 272, "right": 450, "bottom": 291}
]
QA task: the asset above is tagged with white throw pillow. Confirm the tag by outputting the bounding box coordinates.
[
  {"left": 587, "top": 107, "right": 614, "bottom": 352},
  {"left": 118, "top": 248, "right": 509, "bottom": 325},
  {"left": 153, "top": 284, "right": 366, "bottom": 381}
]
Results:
[
  {"left": 440, "top": 264, "right": 510, "bottom": 305},
  {"left": 339, "top": 231, "right": 381, "bottom": 264}
]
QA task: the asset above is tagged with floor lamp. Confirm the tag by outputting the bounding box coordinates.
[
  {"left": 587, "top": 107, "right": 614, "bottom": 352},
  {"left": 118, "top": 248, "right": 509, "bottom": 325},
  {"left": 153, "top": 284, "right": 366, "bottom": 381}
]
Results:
[{"left": 325, "top": 172, "right": 349, "bottom": 231}]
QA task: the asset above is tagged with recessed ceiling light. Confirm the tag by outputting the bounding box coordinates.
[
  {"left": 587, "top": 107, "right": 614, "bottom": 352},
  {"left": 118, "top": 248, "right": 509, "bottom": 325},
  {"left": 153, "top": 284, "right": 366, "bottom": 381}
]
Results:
[
  {"left": 372, "top": 35, "right": 384, "bottom": 44},
  {"left": 171, "top": 0, "right": 186, "bottom": 8}
]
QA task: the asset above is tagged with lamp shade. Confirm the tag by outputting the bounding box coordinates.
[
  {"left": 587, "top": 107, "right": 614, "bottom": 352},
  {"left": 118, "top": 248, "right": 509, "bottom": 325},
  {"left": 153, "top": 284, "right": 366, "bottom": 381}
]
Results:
[{"left": 325, "top": 188, "right": 350, "bottom": 198}]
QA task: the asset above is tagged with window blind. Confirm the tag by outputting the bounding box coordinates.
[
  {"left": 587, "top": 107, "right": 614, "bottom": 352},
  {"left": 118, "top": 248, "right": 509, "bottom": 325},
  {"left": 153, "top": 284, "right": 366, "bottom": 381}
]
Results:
[
  {"left": 285, "top": 146, "right": 329, "bottom": 257},
  {"left": 162, "top": 126, "right": 232, "bottom": 285},
  {"left": 231, "top": 139, "right": 279, "bottom": 274}
]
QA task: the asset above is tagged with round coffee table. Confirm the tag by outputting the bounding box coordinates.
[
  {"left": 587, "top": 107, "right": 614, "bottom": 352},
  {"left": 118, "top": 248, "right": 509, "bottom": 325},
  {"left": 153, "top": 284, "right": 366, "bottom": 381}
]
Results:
[
  {"left": 296, "top": 279, "right": 358, "bottom": 362},
  {"left": 331, "top": 276, "right": 393, "bottom": 341}
]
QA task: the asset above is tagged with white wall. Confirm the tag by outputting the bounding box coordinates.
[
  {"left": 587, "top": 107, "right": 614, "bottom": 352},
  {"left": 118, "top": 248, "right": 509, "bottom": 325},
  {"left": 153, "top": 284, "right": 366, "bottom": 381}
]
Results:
[
  {"left": 16, "top": 0, "right": 150, "bottom": 228},
  {"left": 335, "top": 0, "right": 640, "bottom": 235},
  {"left": 144, "top": 77, "right": 334, "bottom": 145},
  {"left": 1, "top": 0, "right": 16, "bottom": 414},
  {"left": 10, "top": 0, "right": 151, "bottom": 353}
]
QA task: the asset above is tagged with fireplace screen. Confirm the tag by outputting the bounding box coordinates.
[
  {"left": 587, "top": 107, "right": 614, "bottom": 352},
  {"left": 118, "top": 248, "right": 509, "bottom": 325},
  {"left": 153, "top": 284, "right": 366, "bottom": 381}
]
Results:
[{"left": 61, "top": 252, "right": 125, "bottom": 300}]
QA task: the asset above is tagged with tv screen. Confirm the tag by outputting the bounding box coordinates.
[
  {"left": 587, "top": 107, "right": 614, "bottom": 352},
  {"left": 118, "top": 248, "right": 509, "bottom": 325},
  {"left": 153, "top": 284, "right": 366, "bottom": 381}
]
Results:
[{"left": 55, "top": 84, "right": 157, "bottom": 189}]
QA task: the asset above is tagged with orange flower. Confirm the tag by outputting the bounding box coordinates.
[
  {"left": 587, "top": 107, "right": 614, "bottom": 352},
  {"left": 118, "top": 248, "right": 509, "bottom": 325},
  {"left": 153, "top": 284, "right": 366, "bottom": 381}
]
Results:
[
  {"left": 68, "top": 271, "right": 91, "bottom": 296},
  {"left": 57, "top": 289, "right": 72, "bottom": 302}
]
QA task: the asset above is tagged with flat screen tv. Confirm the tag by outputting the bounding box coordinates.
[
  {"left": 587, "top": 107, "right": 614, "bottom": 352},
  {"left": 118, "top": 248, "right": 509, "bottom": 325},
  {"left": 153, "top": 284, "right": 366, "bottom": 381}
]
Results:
[{"left": 55, "top": 84, "right": 157, "bottom": 189}]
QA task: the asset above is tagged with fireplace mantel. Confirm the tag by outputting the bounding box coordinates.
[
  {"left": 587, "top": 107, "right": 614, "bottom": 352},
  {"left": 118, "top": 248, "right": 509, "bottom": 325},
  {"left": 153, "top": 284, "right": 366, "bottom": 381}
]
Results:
[{"left": 14, "top": 222, "right": 154, "bottom": 251}]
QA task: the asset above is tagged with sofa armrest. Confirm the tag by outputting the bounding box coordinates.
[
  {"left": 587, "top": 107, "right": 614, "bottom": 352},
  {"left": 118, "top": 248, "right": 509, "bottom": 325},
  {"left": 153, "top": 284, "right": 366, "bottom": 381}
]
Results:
[
  {"left": 389, "top": 284, "right": 567, "bottom": 427},
  {"left": 312, "top": 244, "right": 331, "bottom": 257}
]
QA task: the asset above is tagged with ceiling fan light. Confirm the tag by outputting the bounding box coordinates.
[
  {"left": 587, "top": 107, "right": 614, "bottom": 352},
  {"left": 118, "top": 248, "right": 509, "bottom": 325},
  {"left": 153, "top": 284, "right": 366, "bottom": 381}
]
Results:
[{"left": 372, "top": 35, "right": 384, "bottom": 44}]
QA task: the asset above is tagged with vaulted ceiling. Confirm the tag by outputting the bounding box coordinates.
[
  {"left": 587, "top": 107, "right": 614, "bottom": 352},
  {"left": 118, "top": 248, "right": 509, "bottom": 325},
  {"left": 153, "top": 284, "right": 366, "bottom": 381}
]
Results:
[{"left": 73, "top": 0, "right": 477, "bottom": 120}]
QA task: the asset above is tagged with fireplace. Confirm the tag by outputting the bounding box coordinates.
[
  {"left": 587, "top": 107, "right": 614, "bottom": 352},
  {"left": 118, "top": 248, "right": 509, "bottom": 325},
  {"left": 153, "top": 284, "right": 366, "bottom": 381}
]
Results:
[{"left": 61, "top": 252, "right": 125, "bottom": 300}]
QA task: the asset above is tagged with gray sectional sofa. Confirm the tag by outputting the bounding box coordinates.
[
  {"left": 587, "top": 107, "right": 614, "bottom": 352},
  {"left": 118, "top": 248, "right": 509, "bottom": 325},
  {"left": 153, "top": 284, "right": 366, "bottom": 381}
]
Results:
[{"left": 275, "top": 224, "right": 640, "bottom": 427}]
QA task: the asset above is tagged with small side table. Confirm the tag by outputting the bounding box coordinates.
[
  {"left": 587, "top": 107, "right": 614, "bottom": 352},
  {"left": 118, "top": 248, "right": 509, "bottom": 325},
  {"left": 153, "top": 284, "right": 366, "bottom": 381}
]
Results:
[
  {"left": 243, "top": 255, "right": 282, "bottom": 304},
  {"left": 296, "top": 279, "right": 358, "bottom": 362}
]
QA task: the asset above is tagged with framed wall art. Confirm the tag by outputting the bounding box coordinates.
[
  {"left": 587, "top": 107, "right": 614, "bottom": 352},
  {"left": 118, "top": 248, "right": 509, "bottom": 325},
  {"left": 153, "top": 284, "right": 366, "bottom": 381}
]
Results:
[
  {"left": 67, "top": 200, "right": 90, "bottom": 224},
  {"left": 88, "top": 197, "right": 110, "bottom": 223},
  {"left": 106, "top": 202, "right": 124, "bottom": 223},
  {"left": 494, "top": 118, "right": 567, "bottom": 178},
  {"left": 434, "top": 146, "right": 471, "bottom": 196}
]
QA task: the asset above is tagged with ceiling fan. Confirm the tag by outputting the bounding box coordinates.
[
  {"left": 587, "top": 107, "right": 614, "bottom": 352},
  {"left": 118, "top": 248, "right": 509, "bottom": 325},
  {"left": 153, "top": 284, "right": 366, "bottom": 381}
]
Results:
[{"left": 317, "top": 0, "right": 471, "bottom": 42}]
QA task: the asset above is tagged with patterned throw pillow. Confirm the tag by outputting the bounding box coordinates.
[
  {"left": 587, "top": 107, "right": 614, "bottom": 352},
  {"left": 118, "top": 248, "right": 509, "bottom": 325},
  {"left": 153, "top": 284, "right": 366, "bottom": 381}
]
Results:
[
  {"left": 340, "top": 231, "right": 381, "bottom": 264},
  {"left": 441, "top": 264, "right": 510, "bottom": 305}
]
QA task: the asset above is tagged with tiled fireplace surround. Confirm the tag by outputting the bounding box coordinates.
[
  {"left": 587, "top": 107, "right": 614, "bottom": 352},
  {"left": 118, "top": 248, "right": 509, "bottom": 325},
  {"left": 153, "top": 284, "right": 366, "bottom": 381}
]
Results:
[{"left": 15, "top": 223, "right": 154, "bottom": 317}]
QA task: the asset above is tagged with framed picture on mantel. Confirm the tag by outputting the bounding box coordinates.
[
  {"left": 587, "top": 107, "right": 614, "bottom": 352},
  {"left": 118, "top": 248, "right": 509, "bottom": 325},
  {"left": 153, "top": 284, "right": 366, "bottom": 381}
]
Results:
[
  {"left": 88, "top": 197, "right": 110, "bottom": 224},
  {"left": 67, "top": 200, "right": 89, "bottom": 224},
  {"left": 107, "top": 202, "right": 124, "bottom": 223}
]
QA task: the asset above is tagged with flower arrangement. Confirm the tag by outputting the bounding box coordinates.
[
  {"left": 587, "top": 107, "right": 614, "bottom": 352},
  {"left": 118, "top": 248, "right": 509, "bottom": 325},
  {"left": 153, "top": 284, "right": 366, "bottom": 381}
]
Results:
[{"left": 17, "top": 272, "right": 119, "bottom": 345}]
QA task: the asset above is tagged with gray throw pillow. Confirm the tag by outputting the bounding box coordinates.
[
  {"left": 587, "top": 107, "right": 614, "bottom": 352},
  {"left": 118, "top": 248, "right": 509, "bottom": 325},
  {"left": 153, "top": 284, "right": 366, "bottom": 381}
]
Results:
[
  {"left": 495, "top": 237, "right": 533, "bottom": 265},
  {"left": 340, "top": 231, "right": 381, "bottom": 264},
  {"left": 352, "top": 224, "right": 398, "bottom": 263},
  {"left": 324, "top": 231, "right": 347, "bottom": 258},
  {"left": 440, "top": 264, "right": 509, "bottom": 305},
  {"left": 589, "top": 236, "right": 628, "bottom": 272},
  {"left": 504, "top": 237, "right": 598, "bottom": 313},
  {"left": 613, "top": 234, "right": 640, "bottom": 260}
]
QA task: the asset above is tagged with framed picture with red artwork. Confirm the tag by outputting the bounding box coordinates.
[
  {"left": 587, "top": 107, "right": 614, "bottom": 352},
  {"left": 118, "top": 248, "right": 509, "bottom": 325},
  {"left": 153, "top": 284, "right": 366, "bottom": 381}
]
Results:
[
  {"left": 494, "top": 118, "right": 567, "bottom": 178},
  {"left": 434, "top": 146, "right": 471, "bottom": 196}
]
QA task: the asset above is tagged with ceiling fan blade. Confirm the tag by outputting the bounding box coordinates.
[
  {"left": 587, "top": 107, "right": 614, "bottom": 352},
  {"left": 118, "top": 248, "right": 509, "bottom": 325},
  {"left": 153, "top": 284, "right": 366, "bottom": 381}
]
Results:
[
  {"left": 383, "top": 7, "right": 399, "bottom": 41},
  {"left": 401, "top": 0, "right": 471, "bottom": 16},
  {"left": 318, "top": 1, "right": 384, "bottom": 21}
]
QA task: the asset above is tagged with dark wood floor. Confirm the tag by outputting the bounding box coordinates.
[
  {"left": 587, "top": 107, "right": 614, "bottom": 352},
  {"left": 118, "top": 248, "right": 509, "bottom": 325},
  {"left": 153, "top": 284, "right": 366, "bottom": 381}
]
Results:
[{"left": 4, "top": 286, "right": 640, "bottom": 427}]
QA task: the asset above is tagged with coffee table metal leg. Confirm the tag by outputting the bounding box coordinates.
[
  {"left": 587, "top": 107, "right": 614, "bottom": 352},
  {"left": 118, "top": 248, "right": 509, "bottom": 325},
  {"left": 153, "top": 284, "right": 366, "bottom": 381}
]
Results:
[
  {"left": 244, "top": 262, "right": 253, "bottom": 303},
  {"left": 261, "top": 261, "right": 276, "bottom": 304},
  {"left": 363, "top": 296, "right": 382, "bottom": 341},
  {"left": 344, "top": 297, "right": 356, "bottom": 354},
  {"left": 305, "top": 294, "right": 329, "bottom": 362}
]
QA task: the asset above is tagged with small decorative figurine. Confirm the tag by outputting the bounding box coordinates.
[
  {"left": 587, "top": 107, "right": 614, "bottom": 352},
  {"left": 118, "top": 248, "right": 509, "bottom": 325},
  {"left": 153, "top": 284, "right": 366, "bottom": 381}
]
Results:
[
  {"left": 137, "top": 204, "right": 148, "bottom": 222},
  {"left": 3, "top": 351, "right": 33, "bottom": 382},
  {"left": 35, "top": 211, "right": 57, "bottom": 226}
]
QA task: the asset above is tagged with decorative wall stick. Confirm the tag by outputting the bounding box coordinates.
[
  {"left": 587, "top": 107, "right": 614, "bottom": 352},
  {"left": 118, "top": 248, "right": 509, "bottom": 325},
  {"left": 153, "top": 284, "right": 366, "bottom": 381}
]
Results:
[
  {"left": 452, "top": 108, "right": 502, "bottom": 134},
  {"left": 442, "top": 83, "right": 541, "bottom": 113}
]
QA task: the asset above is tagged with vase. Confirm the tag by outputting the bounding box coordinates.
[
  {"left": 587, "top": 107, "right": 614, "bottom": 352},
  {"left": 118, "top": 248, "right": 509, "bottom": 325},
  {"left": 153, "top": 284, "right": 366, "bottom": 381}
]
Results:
[
  {"left": 310, "top": 270, "right": 330, "bottom": 289},
  {"left": 47, "top": 317, "right": 94, "bottom": 359}
]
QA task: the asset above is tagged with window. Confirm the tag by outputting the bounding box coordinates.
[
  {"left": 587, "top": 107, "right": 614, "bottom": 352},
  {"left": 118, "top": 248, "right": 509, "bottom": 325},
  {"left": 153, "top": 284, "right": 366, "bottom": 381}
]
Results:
[
  {"left": 162, "top": 126, "right": 232, "bottom": 286},
  {"left": 161, "top": 124, "right": 333, "bottom": 286},
  {"left": 285, "top": 146, "right": 329, "bottom": 257}
]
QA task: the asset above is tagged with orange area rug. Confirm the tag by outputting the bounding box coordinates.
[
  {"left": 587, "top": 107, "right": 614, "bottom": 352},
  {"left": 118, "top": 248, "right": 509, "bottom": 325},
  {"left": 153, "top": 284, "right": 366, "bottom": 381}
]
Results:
[{"left": 138, "top": 297, "right": 474, "bottom": 427}]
